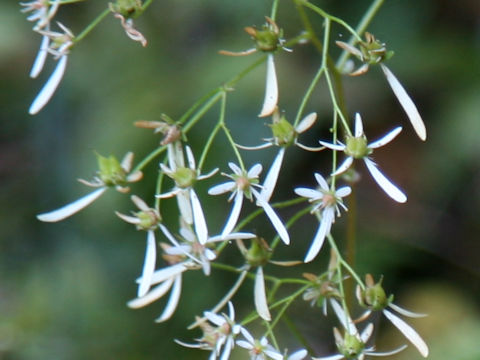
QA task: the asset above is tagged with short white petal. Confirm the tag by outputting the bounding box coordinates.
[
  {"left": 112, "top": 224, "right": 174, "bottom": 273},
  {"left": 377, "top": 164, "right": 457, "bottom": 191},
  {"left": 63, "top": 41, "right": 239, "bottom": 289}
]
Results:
[
  {"left": 248, "top": 163, "right": 263, "bottom": 179},
  {"left": 314, "top": 173, "right": 329, "bottom": 190},
  {"left": 383, "top": 309, "right": 428, "bottom": 357},
  {"left": 221, "top": 191, "right": 244, "bottom": 237},
  {"left": 360, "top": 323, "right": 374, "bottom": 343},
  {"left": 335, "top": 40, "right": 363, "bottom": 59},
  {"left": 264, "top": 349, "right": 283, "bottom": 360},
  {"left": 319, "top": 141, "right": 346, "bottom": 151},
  {"left": 335, "top": 186, "right": 352, "bottom": 198},
  {"left": 294, "top": 187, "right": 322, "bottom": 201},
  {"left": 311, "top": 354, "right": 345, "bottom": 360},
  {"left": 228, "top": 162, "right": 242, "bottom": 175},
  {"left": 354, "top": 113, "right": 364, "bottom": 137},
  {"left": 208, "top": 181, "right": 236, "bottom": 195},
  {"left": 29, "top": 55, "right": 68, "bottom": 115},
  {"left": 332, "top": 156, "right": 354, "bottom": 176},
  {"left": 138, "top": 231, "right": 157, "bottom": 297},
  {"left": 155, "top": 275, "right": 183, "bottom": 323},
  {"left": 260, "top": 148, "right": 285, "bottom": 202},
  {"left": 329, "top": 299, "right": 358, "bottom": 335},
  {"left": 239, "top": 327, "right": 255, "bottom": 345},
  {"left": 37, "top": 187, "right": 107, "bottom": 222},
  {"left": 381, "top": 64, "right": 426, "bottom": 141},
  {"left": 304, "top": 209, "right": 334, "bottom": 263},
  {"left": 253, "top": 189, "right": 290, "bottom": 245},
  {"left": 185, "top": 145, "right": 196, "bottom": 170},
  {"left": 364, "top": 158, "right": 407, "bottom": 203},
  {"left": 288, "top": 349, "right": 308, "bottom": 360},
  {"left": 127, "top": 278, "right": 174, "bottom": 308},
  {"left": 30, "top": 35, "right": 49, "bottom": 78},
  {"left": 236, "top": 340, "right": 253, "bottom": 350},
  {"left": 296, "top": 113, "right": 317, "bottom": 133},
  {"left": 368, "top": 127, "right": 402, "bottom": 149},
  {"left": 204, "top": 311, "right": 225, "bottom": 326},
  {"left": 254, "top": 267, "right": 271, "bottom": 321},
  {"left": 259, "top": 54, "right": 278, "bottom": 118},
  {"left": 389, "top": 303, "right": 427, "bottom": 318},
  {"left": 190, "top": 189, "right": 208, "bottom": 244}
]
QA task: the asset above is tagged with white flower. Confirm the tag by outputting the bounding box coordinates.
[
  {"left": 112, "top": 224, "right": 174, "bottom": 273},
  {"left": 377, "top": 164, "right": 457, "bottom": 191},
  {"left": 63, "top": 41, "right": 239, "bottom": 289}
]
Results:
[
  {"left": 355, "top": 274, "right": 429, "bottom": 358},
  {"left": 176, "top": 302, "right": 242, "bottom": 360},
  {"left": 295, "top": 173, "right": 351, "bottom": 262},
  {"left": 21, "top": 0, "right": 59, "bottom": 31},
  {"left": 236, "top": 327, "right": 284, "bottom": 360},
  {"left": 37, "top": 152, "right": 142, "bottom": 222},
  {"left": 320, "top": 113, "right": 406, "bottom": 203},
  {"left": 237, "top": 112, "right": 320, "bottom": 202},
  {"left": 314, "top": 300, "right": 407, "bottom": 360},
  {"left": 336, "top": 33, "right": 426, "bottom": 141},
  {"left": 29, "top": 22, "right": 74, "bottom": 115},
  {"left": 208, "top": 163, "right": 290, "bottom": 244}
]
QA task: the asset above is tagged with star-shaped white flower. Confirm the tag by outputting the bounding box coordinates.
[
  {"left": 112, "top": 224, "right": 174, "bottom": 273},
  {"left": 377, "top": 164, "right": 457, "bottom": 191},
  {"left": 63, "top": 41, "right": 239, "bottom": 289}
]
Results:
[
  {"left": 176, "top": 302, "right": 242, "bottom": 360},
  {"left": 37, "top": 152, "right": 143, "bottom": 222},
  {"left": 208, "top": 163, "right": 289, "bottom": 244},
  {"left": 295, "top": 173, "right": 351, "bottom": 262},
  {"left": 320, "top": 113, "right": 406, "bottom": 203},
  {"left": 236, "top": 327, "right": 284, "bottom": 360}
]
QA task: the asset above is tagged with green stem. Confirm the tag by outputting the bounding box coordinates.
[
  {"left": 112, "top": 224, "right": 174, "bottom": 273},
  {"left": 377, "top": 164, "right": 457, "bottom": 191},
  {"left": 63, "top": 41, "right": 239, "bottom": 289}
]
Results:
[
  {"left": 74, "top": 8, "right": 110, "bottom": 43},
  {"left": 270, "top": 0, "right": 280, "bottom": 21}
]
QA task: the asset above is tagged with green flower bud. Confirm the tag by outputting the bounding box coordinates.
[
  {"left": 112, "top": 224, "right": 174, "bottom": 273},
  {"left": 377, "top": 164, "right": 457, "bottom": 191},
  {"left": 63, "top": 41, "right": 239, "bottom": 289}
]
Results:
[
  {"left": 135, "top": 210, "right": 160, "bottom": 231},
  {"left": 171, "top": 167, "right": 197, "bottom": 188},
  {"left": 244, "top": 17, "right": 282, "bottom": 52},
  {"left": 345, "top": 136, "right": 370, "bottom": 158},
  {"left": 96, "top": 154, "right": 127, "bottom": 187},
  {"left": 358, "top": 274, "right": 394, "bottom": 311},
  {"left": 246, "top": 238, "right": 271, "bottom": 267},
  {"left": 270, "top": 116, "right": 295, "bottom": 146},
  {"left": 340, "top": 332, "right": 365, "bottom": 359},
  {"left": 109, "top": 0, "right": 142, "bottom": 17}
]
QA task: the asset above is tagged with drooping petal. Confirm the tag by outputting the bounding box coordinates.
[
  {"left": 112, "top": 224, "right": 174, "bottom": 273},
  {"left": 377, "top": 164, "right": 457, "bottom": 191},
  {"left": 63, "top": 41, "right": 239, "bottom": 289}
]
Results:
[
  {"left": 364, "top": 158, "right": 407, "bottom": 203},
  {"left": 314, "top": 173, "right": 329, "bottom": 191},
  {"left": 221, "top": 191, "right": 244, "bottom": 237},
  {"left": 30, "top": 35, "right": 49, "bottom": 78},
  {"left": 383, "top": 309, "right": 429, "bottom": 357},
  {"left": 37, "top": 187, "right": 107, "bottom": 222},
  {"left": 253, "top": 189, "right": 290, "bottom": 245},
  {"left": 254, "top": 267, "right": 271, "bottom": 321},
  {"left": 128, "top": 278, "right": 174, "bottom": 308},
  {"left": 304, "top": 208, "right": 334, "bottom": 263},
  {"left": 155, "top": 275, "right": 183, "bottom": 323},
  {"left": 260, "top": 148, "right": 285, "bottom": 202},
  {"left": 29, "top": 54, "right": 68, "bottom": 115},
  {"left": 354, "top": 113, "right": 364, "bottom": 137},
  {"left": 368, "top": 127, "right": 402, "bottom": 149},
  {"left": 138, "top": 230, "right": 157, "bottom": 297},
  {"left": 190, "top": 189, "right": 208, "bottom": 244},
  {"left": 380, "top": 64, "right": 426, "bottom": 141},
  {"left": 389, "top": 303, "right": 427, "bottom": 318},
  {"left": 259, "top": 54, "right": 278, "bottom": 117},
  {"left": 332, "top": 156, "right": 354, "bottom": 176}
]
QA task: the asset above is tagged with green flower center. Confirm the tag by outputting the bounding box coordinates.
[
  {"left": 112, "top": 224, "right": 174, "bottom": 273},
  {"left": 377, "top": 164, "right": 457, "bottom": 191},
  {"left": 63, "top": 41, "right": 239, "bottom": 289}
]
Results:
[{"left": 345, "top": 136, "right": 370, "bottom": 159}]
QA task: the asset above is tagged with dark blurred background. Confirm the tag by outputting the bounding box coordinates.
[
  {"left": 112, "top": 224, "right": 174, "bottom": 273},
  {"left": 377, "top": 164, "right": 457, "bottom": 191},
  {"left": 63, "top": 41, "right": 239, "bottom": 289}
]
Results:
[{"left": 1, "top": 0, "right": 479, "bottom": 359}]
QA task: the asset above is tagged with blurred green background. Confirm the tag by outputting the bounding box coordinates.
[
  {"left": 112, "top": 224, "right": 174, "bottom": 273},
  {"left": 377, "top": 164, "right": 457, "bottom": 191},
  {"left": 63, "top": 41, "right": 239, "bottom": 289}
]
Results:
[{"left": 1, "top": 0, "right": 479, "bottom": 359}]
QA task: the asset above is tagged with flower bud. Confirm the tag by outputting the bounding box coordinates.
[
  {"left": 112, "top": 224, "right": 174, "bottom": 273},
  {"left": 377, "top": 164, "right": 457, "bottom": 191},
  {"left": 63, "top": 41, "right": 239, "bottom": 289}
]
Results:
[
  {"left": 170, "top": 167, "right": 197, "bottom": 188},
  {"left": 338, "top": 330, "right": 365, "bottom": 359},
  {"left": 270, "top": 114, "right": 295, "bottom": 146},
  {"left": 244, "top": 17, "right": 282, "bottom": 52},
  {"left": 245, "top": 238, "right": 271, "bottom": 267},
  {"left": 345, "top": 136, "right": 370, "bottom": 159},
  {"left": 357, "top": 274, "right": 393, "bottom": 310},
  {"left": 109, "top": 0, "right": 142, "bottom": 17},
  {"left": 96, "top": 153, "right": 128, "bottom": 187}
]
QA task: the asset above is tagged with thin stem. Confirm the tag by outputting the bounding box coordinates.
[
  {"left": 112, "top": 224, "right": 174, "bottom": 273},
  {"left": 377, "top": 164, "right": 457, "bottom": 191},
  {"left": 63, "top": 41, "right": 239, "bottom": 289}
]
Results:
[
  {"left": 182, "top": 92, "right": 223, "bottom": 133},
  {"left": 270, "top": 0, "right": 280, "bottom": 21},
  {"left": 293, "top": 65, "right": 325, "bottom": 127},
  {"left": 74, "top": 8, "right": 110, "bottom": 43},
  {"left": 132, "top": 146, "right": 166, "bottom": 174}
]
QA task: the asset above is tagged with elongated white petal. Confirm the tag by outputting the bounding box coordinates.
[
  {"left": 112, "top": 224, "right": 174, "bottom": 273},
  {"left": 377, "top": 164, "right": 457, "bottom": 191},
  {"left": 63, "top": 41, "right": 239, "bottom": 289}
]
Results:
[
  {"left": 304, "top": 208, "right": 334, "bottom": 262},
  {"left": 138, "top": 231, "right": 157, "bottom": 297},
  {"left": 354, "top": 113, "right": 364, "bottom": 137},
  {"left": 335, "top": 186, "right": 352, "bottom": 198},
  {"left": 221, "top": 191, "right": 244, "bottom": 237},
  {"left": 380, "top": 64, "right": 426, "bottom": 141},
  {"left": 239, "top": 326, "right": 255, "bottom": 345},
  {"left": 294, "top": 187, "right": 322, "bottom": 201},
  {"left": 365, "top": 344, "right": 407, "bottom": 357},
  {"left": 335, "top": 40, "right": 363, "bottom": 59},
  {"left": 260, "top": 148, "right": 285, "bottom": 202},
  {"left": 37, "top": 187, "right": 107, "bottom": 222},
  {"left": 360, "top": 323, "right": 374, "bottom": 343},
  {"left": 228, "top": 162, "right": 242, "bottom": 175},
  {"left": 190, "top": 189, "right": 208, "bottom": 244},
  {"left": 259, "top": 54, "right": 278, "bottom": 117},
  {"left": 185, "top": 145, "right": 196, "bottom": 170},
  {"left": 288, "top": 349, "right": 308, "bottom": 360},
  {"left": 330, "top": 299, "right": 358, "bottom": 335},
  {"left": 253, "top": 189, "right": 290, "bottom": 245},
  {"left": 147, "top": 261, "right": 187, "bottom": 285},
  {"left": 208, "top": 181, "right": 236, "bottom": 195},
  {"left": 364, "top": 158, "right": 407, "bottom": 203},
  {"left": 128, "top": 278, "right": 174, "bottom": 308},
  {"left": 236, "top": 142, "right": 273, "bottom": 150},
  {"left": 204, "top": 311, "right": 225, "bottom": 327},
  {"left": 177, "top": 189, "right": 193, "bottom": 225},
  {"left": 332, "top": 156, "right": 354, "bottom": 176},
  {"left": 220, "top": 337, "right": 234, "bottom": 360},
  {"left": 368, "top": 127, "right": 402, "bottom": 149},
  {"left": 174, "top": 339, "right": 204, "bottom": 349},
  {"left": 314, "top": 173, "right": 329, "bottom": 190},
  {"left": 319, "top": 141, "right": 346, "bottom": 151},
  {"left": 115, "top": 212, "right": 141, "bottom": 224},
  {"left": 312, "top": 354, "right": 345, "bottom": 360},
  {"left": 383, "top": 309, "right": 428, "bottom": 357},
  {"left": 29, "top": 55, "right": 67, "bottom": 115},
  {"left": 248, "top": 163, "right": 263, "bottom": 178},
  {"left": 296, "top": 112, "right": 317, "bottom": 133},
  {"left": 155, "top": 275, "right": 183, "bottom": 323},
  {"left": 389, "top": 303, "right": 427, "bottom": 318},
  {"left": 210, "top": 231, "right": 256, "bottom": 243},
  {"left": 30, "top": 35, "right": 49, "bottom": 78},
  {"left": 254, "top": 267, "right": 271, "bottom": 321},
  {"left": 265, "top": 348, "right": 283, "bottom": 360},
  {"left": 236, "top": 340, "right": 253, "bottom": 350}
]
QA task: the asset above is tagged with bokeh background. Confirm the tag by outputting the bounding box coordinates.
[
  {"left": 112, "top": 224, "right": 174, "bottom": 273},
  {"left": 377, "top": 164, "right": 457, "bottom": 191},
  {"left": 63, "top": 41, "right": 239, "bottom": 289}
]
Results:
[{"left": 1, "top": 0, "right": 479, "bottom": 359}]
